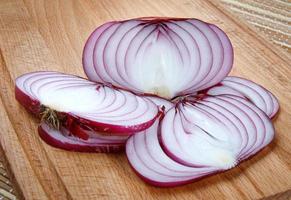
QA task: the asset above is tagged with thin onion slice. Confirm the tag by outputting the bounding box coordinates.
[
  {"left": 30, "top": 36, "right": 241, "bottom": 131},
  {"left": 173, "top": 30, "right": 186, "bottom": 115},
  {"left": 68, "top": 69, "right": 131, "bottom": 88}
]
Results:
[
  {"left": 202, "top": 76, "right": 279, "bottom": 118},
  {"left": 83, "top": 18, "right": 233, "bottom": 99},
  {"left": 15, "top": 71, "right": 159, "bottom": 134},
  {"left": 39, "top": 123, "right": 127, "bottom": 152}
]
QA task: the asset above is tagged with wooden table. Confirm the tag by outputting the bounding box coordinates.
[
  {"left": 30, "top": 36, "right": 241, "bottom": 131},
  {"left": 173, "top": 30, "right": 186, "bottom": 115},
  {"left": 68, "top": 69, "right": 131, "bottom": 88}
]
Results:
[{"left": 0, "top": 0, "right": 290, "bottom": 199}]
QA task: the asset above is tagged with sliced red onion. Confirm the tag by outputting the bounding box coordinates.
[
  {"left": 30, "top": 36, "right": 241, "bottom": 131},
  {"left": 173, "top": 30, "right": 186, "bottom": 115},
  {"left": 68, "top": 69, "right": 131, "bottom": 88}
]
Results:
[
  {"left": 203, "top": 76, "right": 279, "bottom": 118},
  {"left": 39, "top": 123, "right": 127, "bottom": 152},
  {"left": 161, "top": 100, "right": 239, "bottom": 169},
  {"left": 83, "top": 18, "right": 233, "bottom": 99},
  {"left": 16, "top": 17, "right": 279, "bottom": 187},
  {"left": 15, "top": 71, "right": 159, "bottom": 134},
  {"left": 160, "top": 95, "right": 274, "bottom": 168},
  {"left": 127, "top": 94, "right": 274, "bottom": 186},
  {"left": 197, "top": 95, "right": 274, "bottom": 159}
]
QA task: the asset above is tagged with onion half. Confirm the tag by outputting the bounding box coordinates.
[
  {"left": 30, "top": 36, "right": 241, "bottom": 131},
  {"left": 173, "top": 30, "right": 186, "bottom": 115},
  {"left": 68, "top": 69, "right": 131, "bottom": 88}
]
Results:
[{"left": 83, "top": 18, "right": 233, "bottom": 99}]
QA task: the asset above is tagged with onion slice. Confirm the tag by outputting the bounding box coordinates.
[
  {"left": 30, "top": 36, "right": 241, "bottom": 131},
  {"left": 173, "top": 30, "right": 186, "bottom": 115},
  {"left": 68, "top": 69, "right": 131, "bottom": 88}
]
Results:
[
  {"left": 127, "top": 94, "right": 274, "bottom": 186},
  {"left": 83, "top": 18, "right": 233, "bottom": 99},
  {"left": 161, "top": 95, "right": 274, "bottom": 167},
  {"left": 15, "top": 71, "right": 159, "bottom": 134},
  {"left": 39, "top": 123, "right": 127, "bottom": 152},
  {"left": 202, "top": 76, "right": 279, "bottom": 118}
]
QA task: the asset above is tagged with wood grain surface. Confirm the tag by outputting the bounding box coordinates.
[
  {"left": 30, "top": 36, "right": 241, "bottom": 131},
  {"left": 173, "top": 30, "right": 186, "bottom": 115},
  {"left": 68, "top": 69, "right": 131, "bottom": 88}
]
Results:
[
  {"left": 221, "top": 0, "right": 291, "bottom": 53},
  {"left": 0, "top": 0, "right": 290, "bottom": 199}
]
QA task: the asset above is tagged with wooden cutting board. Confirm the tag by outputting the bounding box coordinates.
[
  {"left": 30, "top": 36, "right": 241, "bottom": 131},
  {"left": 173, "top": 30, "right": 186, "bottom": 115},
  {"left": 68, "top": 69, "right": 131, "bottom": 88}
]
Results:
[{"left": 0, "top": 0, "right": 290, "bottom": 199}]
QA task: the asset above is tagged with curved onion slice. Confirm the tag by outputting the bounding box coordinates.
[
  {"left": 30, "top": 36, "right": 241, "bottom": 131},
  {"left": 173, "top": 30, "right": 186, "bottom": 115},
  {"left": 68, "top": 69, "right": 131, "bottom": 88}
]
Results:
[
  {"left": 127, "top": 95, "right": 274, "bottom": 186},
  {"left": 83, "top": 18, "right": 233, "bottom": 99},
  {"left": 160, "top": 95, "right": 274, "bottom": 169},
  {"left": 39, "top": 123, "right": 127, "bottom": 152},
  {"left": 15, "top": 71, "right": 159, "bottom": 134},
  {"left": 203, "top": 76, "right": 279, "bottom": 118}
]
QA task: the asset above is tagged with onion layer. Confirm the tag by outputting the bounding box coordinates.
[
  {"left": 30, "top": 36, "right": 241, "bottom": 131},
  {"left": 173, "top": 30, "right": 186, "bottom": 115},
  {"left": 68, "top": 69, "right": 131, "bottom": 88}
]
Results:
[
  {"left": 39, "top": 123, "right": 127, "bottom": 152},
  {"left": 202, "top": 76, "right": 279, "bottom": 118}
]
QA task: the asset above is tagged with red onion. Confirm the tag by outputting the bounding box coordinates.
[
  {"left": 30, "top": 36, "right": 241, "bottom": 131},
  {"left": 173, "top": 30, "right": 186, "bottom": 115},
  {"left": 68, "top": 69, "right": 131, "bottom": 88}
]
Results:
[
  {"left": 126, "top": 95, "right": 274, "bottom": 187},
  {"left": 15, "top": 71, "right": 160, "bottom": 135},
  {"left": 83, "top": 18, "right": 233, "bottom": 99},
  {"left": 201, "top": 76, "right": 279, "bottom": 118},
  {"left": 15, "top": 17, "right": 279, "bottom": 187}
]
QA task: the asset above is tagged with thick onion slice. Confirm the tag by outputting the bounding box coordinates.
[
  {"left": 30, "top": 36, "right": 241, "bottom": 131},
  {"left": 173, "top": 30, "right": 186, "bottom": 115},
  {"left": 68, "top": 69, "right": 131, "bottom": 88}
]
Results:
[
  {"left": 83, "top": 18, "right": 233, "bottom": 99},
  {"left": 127, "top": 95, "right": 274, "bottom": 186},
  {"left": 39, "top": 123, "right": 127, "bottom": 152},
  {"left": 203, "top": 76, "right": 279, "bottom": 118},
  {"left": 15, "top": 71, "right": 159, "bottom": 134}
]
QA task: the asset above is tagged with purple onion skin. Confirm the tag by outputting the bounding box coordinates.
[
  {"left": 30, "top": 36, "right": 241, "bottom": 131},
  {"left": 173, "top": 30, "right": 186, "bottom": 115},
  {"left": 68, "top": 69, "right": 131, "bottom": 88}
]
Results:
[
  {"left": 38, "top": 126, "right": 125, "bottom": 153},
  {"left": 15, "top": 85, "right": 41, "bottom": 116}
]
